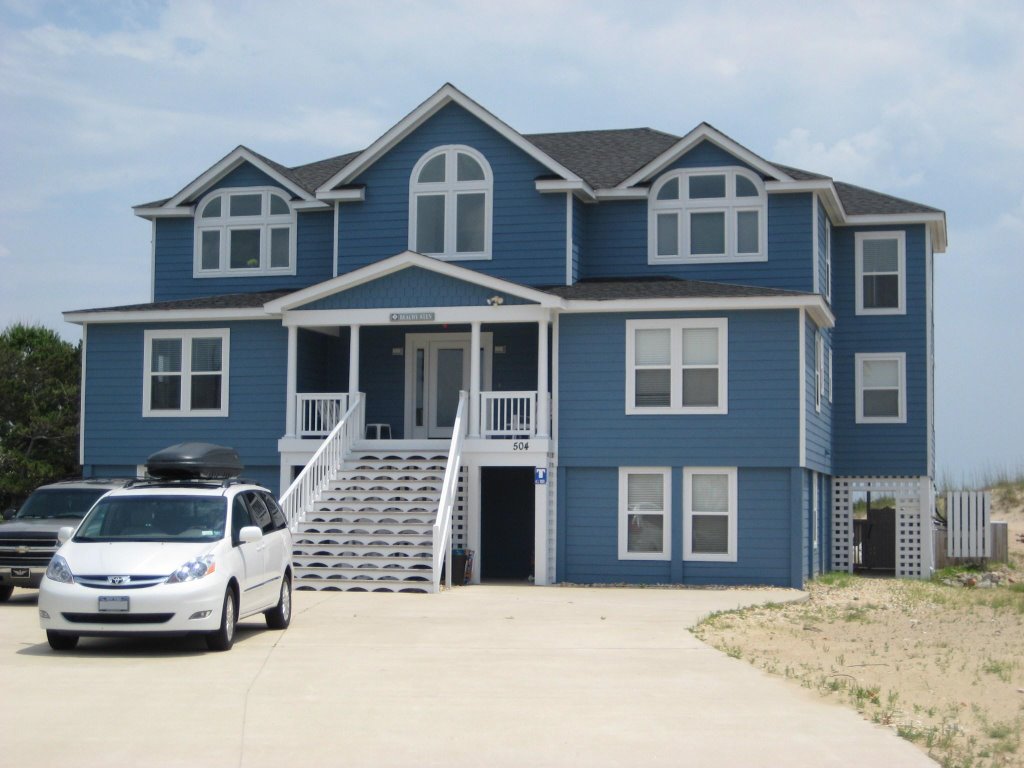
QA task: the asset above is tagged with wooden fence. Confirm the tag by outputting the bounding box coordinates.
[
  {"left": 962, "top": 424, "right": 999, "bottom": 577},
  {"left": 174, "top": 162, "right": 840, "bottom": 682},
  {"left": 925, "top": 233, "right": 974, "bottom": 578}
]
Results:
[{"left": 946, "top": 491, "right": 991, "bottom": 558}]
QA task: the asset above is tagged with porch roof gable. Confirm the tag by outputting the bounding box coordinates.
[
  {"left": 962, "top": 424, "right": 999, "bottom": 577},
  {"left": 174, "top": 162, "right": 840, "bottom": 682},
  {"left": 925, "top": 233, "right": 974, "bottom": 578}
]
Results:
[{"left": 264, "top": 251, "right": 564, "bottom": 313}]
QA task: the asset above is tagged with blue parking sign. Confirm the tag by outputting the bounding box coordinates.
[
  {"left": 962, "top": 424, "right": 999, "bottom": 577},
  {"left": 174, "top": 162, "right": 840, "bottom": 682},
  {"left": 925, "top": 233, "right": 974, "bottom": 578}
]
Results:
[{"left": 534, "top": 467, "right": 548, "bottom": 485}]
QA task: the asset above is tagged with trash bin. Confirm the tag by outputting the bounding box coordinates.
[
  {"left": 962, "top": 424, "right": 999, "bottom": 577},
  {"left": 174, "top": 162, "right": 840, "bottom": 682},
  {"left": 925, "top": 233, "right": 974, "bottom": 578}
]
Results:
[{"left": 451, "top": 549, "right": 468, "bottom": 586}]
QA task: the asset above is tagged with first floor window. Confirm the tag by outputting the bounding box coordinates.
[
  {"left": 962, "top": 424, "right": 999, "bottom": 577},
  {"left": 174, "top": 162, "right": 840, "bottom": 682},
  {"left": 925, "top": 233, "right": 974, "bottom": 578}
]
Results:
[
  {"left": 618, "top": 468, "right": 671, "bottom": 560},
  {"left": 626, "top": 318, "right": 728, "bottom": 414},
  {"left": 144, "top": 329, "right": 229, "bottom": 417},
  {"left": 855, "top": 352, "right": 906, "bottom": 424},
  {"left": 683, "top": 467, "right": 738, "bottom": 561}
]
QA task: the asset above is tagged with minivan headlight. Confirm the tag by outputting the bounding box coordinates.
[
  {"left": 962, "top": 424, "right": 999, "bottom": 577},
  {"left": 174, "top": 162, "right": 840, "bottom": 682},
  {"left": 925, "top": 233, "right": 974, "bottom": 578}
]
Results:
[
  {"left": 166, "top": 554, "right": 216, "bottom": 584},
  {"left": 46, "top": 555, "right": 75, "bottom": 584}
]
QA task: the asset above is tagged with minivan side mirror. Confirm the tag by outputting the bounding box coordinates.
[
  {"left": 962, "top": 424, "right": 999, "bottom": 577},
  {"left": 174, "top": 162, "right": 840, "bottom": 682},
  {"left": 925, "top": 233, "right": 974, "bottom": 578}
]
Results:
[
  {"left": 57, "top": 526, "right": 75, "bottom": 545},
  {"left": 239, "top": 526, "right": 263, "bottom": 544}
]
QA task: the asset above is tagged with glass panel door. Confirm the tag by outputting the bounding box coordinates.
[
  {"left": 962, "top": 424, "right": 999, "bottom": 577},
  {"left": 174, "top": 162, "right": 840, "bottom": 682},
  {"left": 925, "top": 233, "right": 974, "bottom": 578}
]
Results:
[{"left": 428, "top": 341, "right": 469, "bottom": 438}]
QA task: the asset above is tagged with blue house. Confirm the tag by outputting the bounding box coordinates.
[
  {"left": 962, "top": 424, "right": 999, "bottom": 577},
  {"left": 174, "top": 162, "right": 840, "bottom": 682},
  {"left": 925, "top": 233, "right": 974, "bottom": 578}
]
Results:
[{"left": 66, "top": 84, "right": 946, "bottom": 591}]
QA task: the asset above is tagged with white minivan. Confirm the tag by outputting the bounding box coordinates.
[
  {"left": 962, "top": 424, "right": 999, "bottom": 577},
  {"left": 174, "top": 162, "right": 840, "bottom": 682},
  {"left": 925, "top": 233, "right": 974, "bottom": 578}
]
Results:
[{"left": 38, "top": 444, "right": 292, "bottom": 652}]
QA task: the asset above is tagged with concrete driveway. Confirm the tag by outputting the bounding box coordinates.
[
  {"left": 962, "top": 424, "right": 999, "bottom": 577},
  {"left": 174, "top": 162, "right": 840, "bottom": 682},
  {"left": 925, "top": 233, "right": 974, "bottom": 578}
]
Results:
[{"left": 2, "top": 584, "right": 935, "bottom": 767}]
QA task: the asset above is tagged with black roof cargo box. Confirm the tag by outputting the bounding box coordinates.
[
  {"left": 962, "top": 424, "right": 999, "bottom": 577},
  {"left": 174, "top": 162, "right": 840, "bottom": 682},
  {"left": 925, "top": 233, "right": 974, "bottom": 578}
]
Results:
[{"left": 146, "top": 443, "right": 243, "bottom": 480}]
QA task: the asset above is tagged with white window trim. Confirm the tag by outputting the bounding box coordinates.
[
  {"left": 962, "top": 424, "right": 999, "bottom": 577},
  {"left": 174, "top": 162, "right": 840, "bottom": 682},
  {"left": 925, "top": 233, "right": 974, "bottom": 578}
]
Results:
[
  {"left": 625, "top": 318, "right": 728, "bottom": 415},
  {"left": 814, "top": 332, "right": 823, "bottom": 413},
  {"left": 812, "top": 471, "right": 819, "bottom": 550},
  {"left": 194, "top": 187, "right": 296, "bottom": 278},
  {"left": 648, "top": 167, "right": 767, "bottom": 265},
  {"left": 855, "top": 352, "right": 906, "bottom": 424},
  {"left": 408, "top": 145, "right": 493, "bottom": 261},
  {"left": 143, "top": 328, "right": 230, "bottom": 417},
  {"left": 824, "top": 219, "right": 832, "bottom": 303},
  {"left": 683, "top": 467, "right": 738, "bottom": 562},
  {"left": 827, "top": 346, "right": 833, "bottom": 403},
  {"left": 618, "top": 467, "right": 671, "bottom": 561},
  {"left": 855, "top": 231, "right": 906, "bottom": 315}
]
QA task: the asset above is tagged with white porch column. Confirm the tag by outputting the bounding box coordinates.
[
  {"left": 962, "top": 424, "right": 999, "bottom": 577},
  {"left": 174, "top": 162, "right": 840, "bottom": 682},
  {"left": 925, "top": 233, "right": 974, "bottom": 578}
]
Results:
[
  {"left": 348, "top": 325, "right": 360, "bottom": 395},
  {"left": 469, "top": 321, "right": 481, "bottom": 437},
  {"left": 537, "top": 318, "right": 549, "bottom": 438},
  {"left": 285, "top": 325, "right": 298, "bottom": 437}
]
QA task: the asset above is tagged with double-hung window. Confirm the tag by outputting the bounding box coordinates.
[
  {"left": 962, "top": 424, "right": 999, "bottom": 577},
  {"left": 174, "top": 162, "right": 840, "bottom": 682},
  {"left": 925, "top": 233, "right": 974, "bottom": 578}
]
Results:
[
  {"left": 815, "top": 332, "right": 824, "bottom": 413},
  {"left": 649, "top": 167, "right": 766, "bottom": 263},
  {"left": 618, "top": 468, "right": 671, "bottom": 560},
  {"left": 855, "top": 231, "right": 905, "bottom": 314},
  {"left": 855, "top": 352, "right": 906, "bottom": 423},
  {"left": 143, "top": 329, "right": 229, "bottom": 417},
  {"left": 626, "top": 318, "right": 728, "bottom": 414},
  {"left": 683, "top": 467, "right": 738, "bottom": 562},
  {"left": 195, "top": 188, "right": 295, "bottom": 276},
  {"left": 409, "top": 145, "right": 492, "bottom": 260}
]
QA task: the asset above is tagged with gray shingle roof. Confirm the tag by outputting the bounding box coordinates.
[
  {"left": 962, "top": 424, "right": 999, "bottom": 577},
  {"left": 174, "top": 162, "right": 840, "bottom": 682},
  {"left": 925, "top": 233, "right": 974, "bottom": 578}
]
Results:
[
  {"left": 69, "top": 290, "right": 290, "bottom": 314},
  {"left": 141, "top": 122, "right": 943, "bottom": 218},
  {"left": 541, "top": 277, "right": 811, "bottom": 301}
]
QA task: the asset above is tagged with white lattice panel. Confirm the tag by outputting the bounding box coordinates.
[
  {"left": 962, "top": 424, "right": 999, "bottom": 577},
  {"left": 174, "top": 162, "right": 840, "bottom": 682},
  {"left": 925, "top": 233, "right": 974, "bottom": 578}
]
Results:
[
  {"left": 832, "top": 476, "right": 928, "bottom": 578},
  {"left": 546, "top": 462, "right": 557, "bottom": 583}
]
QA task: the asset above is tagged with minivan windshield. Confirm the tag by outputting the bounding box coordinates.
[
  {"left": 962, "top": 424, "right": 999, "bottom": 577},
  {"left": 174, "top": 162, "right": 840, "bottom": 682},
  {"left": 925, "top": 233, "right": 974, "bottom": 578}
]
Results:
[
  {"left": 16, "top": 488, "right": 109, "bottom": 520},
  {"left": 75, "top": 496, "right": 227, "bottom": 543}
]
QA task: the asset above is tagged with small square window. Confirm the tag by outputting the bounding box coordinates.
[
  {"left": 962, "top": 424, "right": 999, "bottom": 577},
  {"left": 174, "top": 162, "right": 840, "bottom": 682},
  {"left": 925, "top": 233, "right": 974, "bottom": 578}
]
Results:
[{"left": 855, "top": 353, "right": 906, "bottom": 424}]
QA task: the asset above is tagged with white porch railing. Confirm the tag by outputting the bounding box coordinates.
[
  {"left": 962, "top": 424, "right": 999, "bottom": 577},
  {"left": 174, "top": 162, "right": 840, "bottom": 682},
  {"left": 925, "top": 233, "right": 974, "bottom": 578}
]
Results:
[
  {"left": 433, "top": 391, "right": 468, "bottom": 592},
  {"left": 279, "top": 394, "right": 364, "bottom": 531},
  {"left": 297, "top": 393, "right": 350, "bottom": 437},
  {"left": 479, "top": 391, "right": 544, "bottom": 438}
]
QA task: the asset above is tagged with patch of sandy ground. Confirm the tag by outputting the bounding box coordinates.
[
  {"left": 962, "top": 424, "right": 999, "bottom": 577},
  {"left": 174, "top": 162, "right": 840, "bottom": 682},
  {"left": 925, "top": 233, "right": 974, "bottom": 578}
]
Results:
[{"left": 694, "top": 492, "right": 1024, "bottom": 768}]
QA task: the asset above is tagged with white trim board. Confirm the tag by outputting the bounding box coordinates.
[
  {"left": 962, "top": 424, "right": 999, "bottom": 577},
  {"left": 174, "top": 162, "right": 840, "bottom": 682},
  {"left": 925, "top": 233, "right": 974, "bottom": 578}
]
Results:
[
  {"left": 166, "top": 147, "right": 316, "bottom": 209},
  {"left": 64, "top": 308, "right": 275, "bottom": 325}
]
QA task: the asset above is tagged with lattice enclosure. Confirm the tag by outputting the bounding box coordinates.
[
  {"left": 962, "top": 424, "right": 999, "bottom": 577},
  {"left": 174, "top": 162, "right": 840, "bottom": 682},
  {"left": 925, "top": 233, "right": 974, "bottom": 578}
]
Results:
[
  {"left": 832, "top": 476, "right": 930, "bottom": 578},
  {"left": 546, "top": 463, "right": 557, "bottom": 583},
  {"left": 453, "top": 466, "right": 467, "bottom": 550}
]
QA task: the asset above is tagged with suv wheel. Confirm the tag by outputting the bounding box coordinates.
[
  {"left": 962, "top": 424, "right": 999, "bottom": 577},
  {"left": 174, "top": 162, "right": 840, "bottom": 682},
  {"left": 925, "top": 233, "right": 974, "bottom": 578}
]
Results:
[
  {"left": 205, "top": 588, "right": 236, "bottom": 651},
  {"left": 0, "top": 585, "right": 12, "bottom": 602},
  {"left": 47, "top": 631, "right": 79, "bottom": 651},
  {"left": 264, "top": 575, "right": 291, "bottom": 630}
]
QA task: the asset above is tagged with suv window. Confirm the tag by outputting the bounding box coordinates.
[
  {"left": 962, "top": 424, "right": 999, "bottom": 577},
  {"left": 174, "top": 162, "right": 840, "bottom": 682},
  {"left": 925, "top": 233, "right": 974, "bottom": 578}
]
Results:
[
  {"left": 17, "top": 488, "right": 110, "bottom": 520},
  {"left": 261, "top": 492, "right": 288, "bottom": 531}
]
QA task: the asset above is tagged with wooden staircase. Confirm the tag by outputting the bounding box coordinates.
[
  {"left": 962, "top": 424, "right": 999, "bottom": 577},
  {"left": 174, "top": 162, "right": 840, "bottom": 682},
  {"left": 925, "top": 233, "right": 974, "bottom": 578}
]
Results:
[{"left": 292, "top": 449, "right": 448, "bottom": 593}]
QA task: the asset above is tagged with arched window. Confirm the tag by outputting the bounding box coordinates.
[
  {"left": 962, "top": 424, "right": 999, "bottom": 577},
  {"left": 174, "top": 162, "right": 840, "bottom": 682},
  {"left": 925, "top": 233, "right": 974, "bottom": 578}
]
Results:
[
  {"left": 409, "top": 146, "right": 492, "bottom": 260},
  {"left": 195, "top": 187, "right": 295, "bottom": 276},
  {"left": 648, "top": 167, "right": 766, "bottom": 263}
]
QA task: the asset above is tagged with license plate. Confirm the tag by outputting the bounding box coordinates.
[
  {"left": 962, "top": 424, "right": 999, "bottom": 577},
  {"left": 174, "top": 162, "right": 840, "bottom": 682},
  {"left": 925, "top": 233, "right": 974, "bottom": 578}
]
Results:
[
  {"left": 98, "top": 596, "right": 129, "bottom": 612},
  {"left": 10, "top": 567, "right": 30, "bottom": 579}
]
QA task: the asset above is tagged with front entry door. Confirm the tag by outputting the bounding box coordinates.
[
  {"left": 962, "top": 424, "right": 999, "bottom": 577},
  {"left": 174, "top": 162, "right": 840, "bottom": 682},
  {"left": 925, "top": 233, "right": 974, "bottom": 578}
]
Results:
[
  {"left": 405, "top": 332, "right": 492, "bottom": 439},
  {"left": 428, "top": 340, "right": 470, "bottom": 438}
]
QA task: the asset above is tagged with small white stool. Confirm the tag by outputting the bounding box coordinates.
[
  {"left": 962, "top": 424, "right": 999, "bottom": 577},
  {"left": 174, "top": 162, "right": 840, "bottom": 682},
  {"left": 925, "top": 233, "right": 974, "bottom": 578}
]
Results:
[{"left": 365, "top": 423, "right": 392, "bottom": 439}]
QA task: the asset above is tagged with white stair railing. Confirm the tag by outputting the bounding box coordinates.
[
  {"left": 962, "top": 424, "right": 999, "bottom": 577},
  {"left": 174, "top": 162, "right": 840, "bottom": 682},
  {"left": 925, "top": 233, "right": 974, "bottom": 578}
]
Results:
[
  {"left": 297, "top": 393, "right": 349, "bottom": 437},
  {"left": 280, "top": 393, "right": 364, "bottom": 531},
  {"left": 433, "top": 391, "right": 468, "bottom": 592},
  {"left": 479, "top": 390, "right": 537, "bottom": 438}
]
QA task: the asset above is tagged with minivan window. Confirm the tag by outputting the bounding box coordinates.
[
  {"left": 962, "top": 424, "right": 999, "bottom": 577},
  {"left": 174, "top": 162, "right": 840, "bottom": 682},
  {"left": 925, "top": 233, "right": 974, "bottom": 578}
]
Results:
[{"left": 75, "top": 496, "right": 226, "bottom": 543}]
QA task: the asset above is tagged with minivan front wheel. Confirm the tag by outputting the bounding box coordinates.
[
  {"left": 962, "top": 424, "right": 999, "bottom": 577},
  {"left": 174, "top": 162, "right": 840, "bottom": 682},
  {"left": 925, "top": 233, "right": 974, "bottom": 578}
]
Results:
[
  {"left": 205, "top": 588, "right": 236, "bottom": 651},
  {"left": 0, "top": 585, "right": 13, "bottom": 602}
]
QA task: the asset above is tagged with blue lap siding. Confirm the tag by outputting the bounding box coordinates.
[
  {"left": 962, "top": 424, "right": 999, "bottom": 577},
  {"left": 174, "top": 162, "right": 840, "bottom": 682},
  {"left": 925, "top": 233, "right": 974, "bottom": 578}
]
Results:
[
  {"left": 337, "top": 103, "right": 566, "bottom": 286},
  {"left": 82, "top": 320, "right": 288, "bottom": 494}
]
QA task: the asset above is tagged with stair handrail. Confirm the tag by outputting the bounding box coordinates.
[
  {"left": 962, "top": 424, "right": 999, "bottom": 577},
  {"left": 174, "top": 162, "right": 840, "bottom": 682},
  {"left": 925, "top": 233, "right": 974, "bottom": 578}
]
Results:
[
  {"left": 279, "top": 393, "right": 364, "bottom": 531},
  {"left": 433, "top": 391, "right": 468, "bottom": 592}
]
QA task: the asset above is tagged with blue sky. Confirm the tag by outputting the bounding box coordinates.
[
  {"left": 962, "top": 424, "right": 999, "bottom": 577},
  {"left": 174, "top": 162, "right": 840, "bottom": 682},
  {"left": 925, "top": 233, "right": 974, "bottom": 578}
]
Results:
[{"left": 0, "top": 0, "right": 1021, "bottom": 481}]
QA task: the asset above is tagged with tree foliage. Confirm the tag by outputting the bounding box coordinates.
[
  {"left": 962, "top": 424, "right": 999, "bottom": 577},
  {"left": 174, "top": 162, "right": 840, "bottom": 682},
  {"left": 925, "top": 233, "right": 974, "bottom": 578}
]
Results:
[{"left": 0, "top": 323, "right": 81, "bottom": 509}]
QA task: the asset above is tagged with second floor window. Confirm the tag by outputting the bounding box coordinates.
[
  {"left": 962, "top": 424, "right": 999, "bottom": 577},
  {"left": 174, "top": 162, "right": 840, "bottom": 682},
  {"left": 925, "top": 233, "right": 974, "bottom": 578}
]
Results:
[
  {"left": 409, "top": 145, "right": 492, "bottom": 260},
  {"left": 195, "top": 188, "right": 295, "bottom": 277},
  {"left": 855, "top": 231, "right": 905, "bottom": 315},
  {"left": 649, "top": 167, "right": 766, "bottom": 264}
]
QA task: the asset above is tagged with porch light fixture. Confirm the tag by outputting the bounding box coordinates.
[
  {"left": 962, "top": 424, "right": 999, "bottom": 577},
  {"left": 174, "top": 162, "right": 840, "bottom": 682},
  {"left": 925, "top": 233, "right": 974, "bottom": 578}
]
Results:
[
  {"left": 486, "top": 295, "right": 504, "bottom": 306},
  {"left": 392, "top": 347, "right": 404, "bottom": 356}
]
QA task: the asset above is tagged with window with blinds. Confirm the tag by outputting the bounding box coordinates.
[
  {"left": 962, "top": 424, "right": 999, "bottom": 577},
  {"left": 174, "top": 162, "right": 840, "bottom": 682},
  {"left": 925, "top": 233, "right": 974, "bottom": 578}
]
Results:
[
  {"left": 626, "top": 319, "right": 727, "bottom": 414},
  {"left": 143, "top": 329, "right": 229, "bottom": 417},
  {"left": 618, "top": 468, "right": 671, "bottom": 560},
  {"left": 855, "top": 231, "right": 906, "bottom": 315},
  {"left": 684, "top": 467, "right": 737, "bottom": 561}
]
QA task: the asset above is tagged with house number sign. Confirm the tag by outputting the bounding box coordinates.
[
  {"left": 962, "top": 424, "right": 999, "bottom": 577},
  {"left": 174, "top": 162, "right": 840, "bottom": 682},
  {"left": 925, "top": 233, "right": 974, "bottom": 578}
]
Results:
[{"left": 390, "top": 312, "right": 435, "bottom": 322}]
